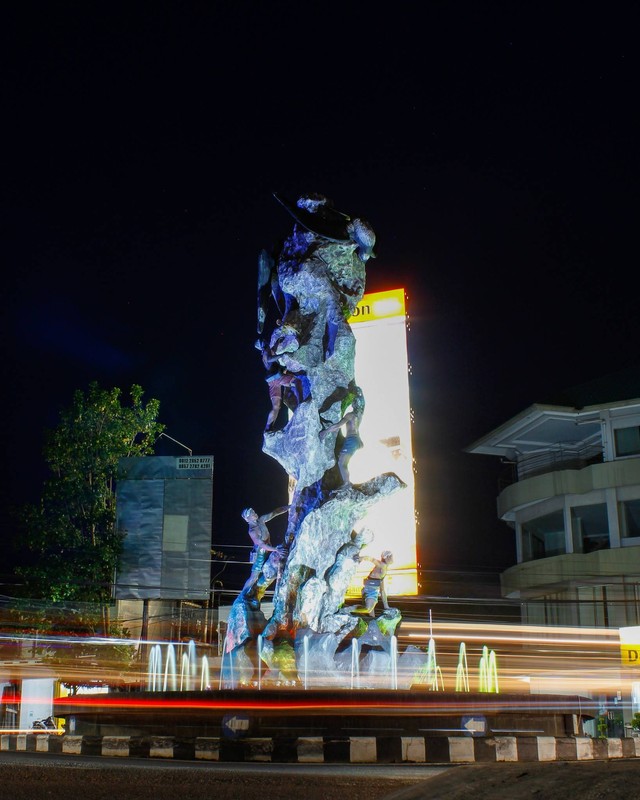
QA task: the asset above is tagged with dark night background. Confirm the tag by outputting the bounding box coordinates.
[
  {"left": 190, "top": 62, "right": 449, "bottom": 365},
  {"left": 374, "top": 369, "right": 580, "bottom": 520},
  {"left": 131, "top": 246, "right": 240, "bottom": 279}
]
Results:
[{"left": 1, "top": 3, "right": 638, "bottom": 596}]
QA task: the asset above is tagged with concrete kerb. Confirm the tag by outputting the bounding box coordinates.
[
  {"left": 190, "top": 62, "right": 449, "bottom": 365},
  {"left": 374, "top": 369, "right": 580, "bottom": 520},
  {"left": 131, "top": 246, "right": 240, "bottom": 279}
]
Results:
[{"left": 1, "top": 734, "right": 639, "bottom": 763}]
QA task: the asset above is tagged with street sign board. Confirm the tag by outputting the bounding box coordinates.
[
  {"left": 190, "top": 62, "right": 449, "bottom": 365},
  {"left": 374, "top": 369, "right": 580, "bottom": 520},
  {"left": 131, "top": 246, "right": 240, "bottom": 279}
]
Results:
[
  {"left": 461, "top": 715, "right": 487, "bottom": 736},
  {"left": 222, "top": 713, "right": 250, "bottom": 739}
]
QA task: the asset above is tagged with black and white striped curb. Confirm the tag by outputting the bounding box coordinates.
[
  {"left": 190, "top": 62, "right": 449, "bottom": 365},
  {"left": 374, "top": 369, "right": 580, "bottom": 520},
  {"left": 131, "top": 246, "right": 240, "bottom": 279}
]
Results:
[{"left": 2, "top": 734, "right": 640, "bottom": 763}]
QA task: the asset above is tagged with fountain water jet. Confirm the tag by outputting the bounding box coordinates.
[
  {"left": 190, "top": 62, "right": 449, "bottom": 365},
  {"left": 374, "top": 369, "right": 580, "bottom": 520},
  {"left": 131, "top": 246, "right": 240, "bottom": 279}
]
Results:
[
  {"left": 257, "top": 635, "right": 264, "bottom": 690},
  {"left": 479, "top": 645, "right": 499, "bottom": 693},
  {"left": 188, "top": 640, "right": 197, "bottom": 688},
  {"left": 180, "top": 652, "right": 190, "bottom": 690},
  {"left": 303, "top": 635, "right": 309, "bottom": 690},
  {"left": 421, "top": 637, "right": 442, "bottom": 691},
  {"left": 391, "top": 635, "right": 398, "bottom": 690},
  {"left": 148, "top": 644, "right": 162, "bottom": 691},
  {"left": 350, "top": 638, "right": 360, "bottom": 690},
  {"left": 455, "top": 642, "right": 470, "bottom": 692},
  {"left": 200, "top": 656, "right": 210, "bottom": 690},
  {"left": 163, "top": 643, "right": 177, "bottom": 691}
]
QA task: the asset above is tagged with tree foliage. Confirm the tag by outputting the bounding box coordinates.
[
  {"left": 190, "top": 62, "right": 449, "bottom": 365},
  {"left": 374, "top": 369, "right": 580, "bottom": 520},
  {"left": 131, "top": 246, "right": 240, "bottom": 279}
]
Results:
[{"left": 16, "top": 382, "right": 164, "bottom": 602}]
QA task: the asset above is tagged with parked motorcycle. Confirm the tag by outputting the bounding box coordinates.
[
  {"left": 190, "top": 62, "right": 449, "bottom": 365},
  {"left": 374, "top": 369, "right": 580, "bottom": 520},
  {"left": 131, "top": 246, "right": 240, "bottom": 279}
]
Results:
[{"left": 32, "top": 715, "right": 57, "bottom": 730}]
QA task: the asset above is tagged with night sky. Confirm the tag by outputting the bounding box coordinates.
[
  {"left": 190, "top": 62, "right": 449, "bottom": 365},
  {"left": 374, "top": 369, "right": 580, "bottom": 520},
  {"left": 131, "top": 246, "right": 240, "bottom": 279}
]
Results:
[{"left": 1, "top": 3, "right": 638, "bottom": 593}]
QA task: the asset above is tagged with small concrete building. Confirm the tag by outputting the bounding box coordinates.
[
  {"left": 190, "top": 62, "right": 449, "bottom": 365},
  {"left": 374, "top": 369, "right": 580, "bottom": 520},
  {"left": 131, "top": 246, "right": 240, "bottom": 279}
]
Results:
[{"left": 467, "top": 369, "right": 640, "bottom": 628}]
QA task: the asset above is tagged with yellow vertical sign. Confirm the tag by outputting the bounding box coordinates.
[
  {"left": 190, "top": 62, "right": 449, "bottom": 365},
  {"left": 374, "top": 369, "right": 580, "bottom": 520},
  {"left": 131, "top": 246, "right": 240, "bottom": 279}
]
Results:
[
  {"left": 619, "top": 627, "right": 640, "bottom": 667},
  {"left": 621, "top": 645, "right": 640, "bottom": 667}
]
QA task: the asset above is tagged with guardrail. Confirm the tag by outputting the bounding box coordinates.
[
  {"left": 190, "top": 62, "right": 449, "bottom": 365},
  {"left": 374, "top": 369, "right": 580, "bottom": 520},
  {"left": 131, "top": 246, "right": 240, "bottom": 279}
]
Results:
[{"left": 2, "top": 733, "right": 639, "bottom": 763}]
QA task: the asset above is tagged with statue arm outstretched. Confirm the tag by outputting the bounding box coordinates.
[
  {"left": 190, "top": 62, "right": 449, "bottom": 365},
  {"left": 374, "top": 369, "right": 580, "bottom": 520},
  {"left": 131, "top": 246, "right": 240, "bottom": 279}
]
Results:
[{"left": 260, "top": 505, "right": 289, "bottom": 523}]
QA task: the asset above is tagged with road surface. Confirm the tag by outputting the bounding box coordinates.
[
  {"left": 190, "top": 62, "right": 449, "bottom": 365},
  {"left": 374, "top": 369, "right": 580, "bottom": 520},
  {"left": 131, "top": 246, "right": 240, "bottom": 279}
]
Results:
[{"left": 0, "top": 752, "right": 448, "bottom": 800}]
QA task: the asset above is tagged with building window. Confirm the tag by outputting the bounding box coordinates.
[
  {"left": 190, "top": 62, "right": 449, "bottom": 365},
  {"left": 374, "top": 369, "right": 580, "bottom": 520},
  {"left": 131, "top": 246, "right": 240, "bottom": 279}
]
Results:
[
  {"left": 620, "top": 498, "right": 640, "bottom": 539},
  {"left": 521, "top": 510, "right": 566, "bottom": 562},
  {"left": 571, "top": 503, "right": 610, "bottom": 554},
  {"left": 614, "top": 425, "right": 640, "bottom": 457}
]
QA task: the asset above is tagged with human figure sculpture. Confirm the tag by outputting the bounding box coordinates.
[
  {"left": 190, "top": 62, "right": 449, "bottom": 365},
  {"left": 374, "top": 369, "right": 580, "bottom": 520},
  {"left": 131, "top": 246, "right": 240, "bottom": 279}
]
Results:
[
  {"left": 256, "top": 339, "right": 301, "bottom": 431},
  {"left": 357, "top": 550, "right": 394, "bottom": 617},
  {"left": 240, "top": 505, "right": 289, "bottom": 607},
  {"left": 320, "top": 386, "right": 365, "bottom": 485},
  {"left": 323, "top": 527, "right": 374, "bottom": 615},
  {"left": 264, "top": 369, "right": 298, "bottom": 432}
]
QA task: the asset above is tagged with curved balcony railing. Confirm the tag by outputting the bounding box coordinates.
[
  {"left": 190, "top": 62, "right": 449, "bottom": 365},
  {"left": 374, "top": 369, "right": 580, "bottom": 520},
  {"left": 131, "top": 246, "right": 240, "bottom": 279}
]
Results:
[{"left": 498, "top": 444, "right": 604, "bottom": 491}]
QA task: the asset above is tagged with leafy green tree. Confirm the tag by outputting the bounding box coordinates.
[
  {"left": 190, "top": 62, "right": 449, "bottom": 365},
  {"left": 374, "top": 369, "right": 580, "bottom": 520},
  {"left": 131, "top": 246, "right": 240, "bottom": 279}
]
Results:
[{"left": 16, "top": 382, "right": 164, "bottom": 603}]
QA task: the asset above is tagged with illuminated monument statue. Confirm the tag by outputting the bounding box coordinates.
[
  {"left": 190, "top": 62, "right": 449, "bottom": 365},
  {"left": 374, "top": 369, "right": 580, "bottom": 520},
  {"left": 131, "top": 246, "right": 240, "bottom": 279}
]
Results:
[{"left": 224, "top": 193, "right": 411, "bottom": 685}]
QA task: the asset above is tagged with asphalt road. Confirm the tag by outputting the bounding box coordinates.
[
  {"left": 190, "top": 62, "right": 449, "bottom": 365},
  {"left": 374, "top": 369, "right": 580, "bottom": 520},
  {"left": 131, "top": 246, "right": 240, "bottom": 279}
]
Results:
[
  {"left": 4, "top": 751, "right": 640, "bottom": 800},
  {"left": 0, "top": 752, "right": 449, "bottom": 800}
]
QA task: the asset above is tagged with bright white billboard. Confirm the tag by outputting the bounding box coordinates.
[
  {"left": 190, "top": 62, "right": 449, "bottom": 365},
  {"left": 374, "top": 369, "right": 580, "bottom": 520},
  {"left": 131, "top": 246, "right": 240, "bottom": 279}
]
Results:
[{"left": 347, "top": 288, "right": 417, "bottom": 596}]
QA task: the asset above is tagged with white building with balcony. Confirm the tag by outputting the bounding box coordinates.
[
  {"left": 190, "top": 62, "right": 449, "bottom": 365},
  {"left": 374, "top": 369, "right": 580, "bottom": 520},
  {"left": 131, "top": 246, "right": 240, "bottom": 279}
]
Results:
[{"left": 467, "top": 371, "right": 640, "bottom": 628}]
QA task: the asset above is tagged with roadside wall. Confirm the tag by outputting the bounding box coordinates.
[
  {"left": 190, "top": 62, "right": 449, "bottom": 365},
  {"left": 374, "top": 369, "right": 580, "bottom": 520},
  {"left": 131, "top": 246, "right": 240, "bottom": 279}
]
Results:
[{"left": 2, "top": 734, "right": 639, "bottom": 763}]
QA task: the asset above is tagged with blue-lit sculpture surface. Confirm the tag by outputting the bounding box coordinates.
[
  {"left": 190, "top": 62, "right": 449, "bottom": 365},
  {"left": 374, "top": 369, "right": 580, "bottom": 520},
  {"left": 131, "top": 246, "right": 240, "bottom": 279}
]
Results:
[{"left": 223, "top": 193, "right": 416, "bottom": 687}]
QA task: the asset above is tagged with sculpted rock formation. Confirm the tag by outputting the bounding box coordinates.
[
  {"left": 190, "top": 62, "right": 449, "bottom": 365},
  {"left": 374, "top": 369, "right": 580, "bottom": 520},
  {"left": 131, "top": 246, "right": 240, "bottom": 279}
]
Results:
[{"left": 224, "top": 193, "right": 407, "bottom": 686}]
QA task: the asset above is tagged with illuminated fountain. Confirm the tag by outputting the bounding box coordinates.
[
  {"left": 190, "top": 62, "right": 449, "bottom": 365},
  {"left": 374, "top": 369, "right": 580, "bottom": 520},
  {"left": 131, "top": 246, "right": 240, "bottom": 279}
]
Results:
[
  {"left": 147, "top": 641, "right": 211, "bottom": 692},
  {"left": 57, "top": 622, "right": 606, "bottom": 738},
  {"left": 146, "top": 631, "right": 501, "bottom": 695}
]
